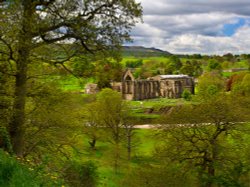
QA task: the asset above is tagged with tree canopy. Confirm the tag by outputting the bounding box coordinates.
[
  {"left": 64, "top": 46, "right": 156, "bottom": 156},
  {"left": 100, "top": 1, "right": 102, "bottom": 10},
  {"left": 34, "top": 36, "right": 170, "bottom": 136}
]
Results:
[{"left": 0, "top": 0, "right": 142, "bottom": 155}]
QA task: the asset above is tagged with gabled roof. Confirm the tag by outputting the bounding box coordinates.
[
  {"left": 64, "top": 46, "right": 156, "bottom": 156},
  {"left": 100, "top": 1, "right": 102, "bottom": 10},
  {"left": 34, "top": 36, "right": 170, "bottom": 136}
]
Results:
[
  {"left": 123, "top": 69, "right": 135, "bottom": 81},
  {"left": 158, "top": 74, "right": 190, "bottom": 79}
]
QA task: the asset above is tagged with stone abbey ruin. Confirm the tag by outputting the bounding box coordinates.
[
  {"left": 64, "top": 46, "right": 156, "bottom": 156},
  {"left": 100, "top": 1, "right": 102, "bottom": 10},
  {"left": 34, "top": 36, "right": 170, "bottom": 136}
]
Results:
[
  {"left": 120, "top": 69, "right": 194, "bottom": 100},
  {"left": 86, "top": 69, "right": 195, "bottom": 100}
]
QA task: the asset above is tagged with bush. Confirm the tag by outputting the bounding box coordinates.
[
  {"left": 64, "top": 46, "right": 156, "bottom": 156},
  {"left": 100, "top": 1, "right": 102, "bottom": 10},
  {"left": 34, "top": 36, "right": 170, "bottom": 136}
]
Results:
[
  {"left": 0, "top": 149, "right": 41, "bottom": 187},
  {"left": 182, "top": 89, "right": 192, "bottom": 101},
  {"left": 64, "top": 160, "right": 98, "bottom": 187},
  {"left": 0, "top": 149, "right": 63, "bottom": 187}
]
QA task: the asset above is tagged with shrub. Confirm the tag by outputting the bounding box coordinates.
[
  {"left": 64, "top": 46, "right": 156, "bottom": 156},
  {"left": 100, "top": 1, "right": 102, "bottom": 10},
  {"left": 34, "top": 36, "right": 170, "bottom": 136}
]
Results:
[
  {"left": 0, "top": 149, "right": 62, "bottom": 187},
  {"left": 0, "top": 149, "right": 40, "bottom": 187},
  {"left": 64, "top": 160, "right": 98, "bottom": 187},
  {"left": 182, "top": 89, "right": 192, "bottom": 101}
]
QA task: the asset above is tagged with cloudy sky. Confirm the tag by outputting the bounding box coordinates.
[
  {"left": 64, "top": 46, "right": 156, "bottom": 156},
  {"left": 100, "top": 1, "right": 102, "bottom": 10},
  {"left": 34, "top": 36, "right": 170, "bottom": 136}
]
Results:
[{"left": 130, "top": 0, "right": 250, "bottom": 54}]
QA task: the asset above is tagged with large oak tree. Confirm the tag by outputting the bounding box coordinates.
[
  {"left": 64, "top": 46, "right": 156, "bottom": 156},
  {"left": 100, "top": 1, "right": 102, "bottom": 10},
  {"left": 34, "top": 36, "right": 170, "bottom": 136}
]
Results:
[{"left": 0, "top": 0, "right": 142, "bottom": 156}]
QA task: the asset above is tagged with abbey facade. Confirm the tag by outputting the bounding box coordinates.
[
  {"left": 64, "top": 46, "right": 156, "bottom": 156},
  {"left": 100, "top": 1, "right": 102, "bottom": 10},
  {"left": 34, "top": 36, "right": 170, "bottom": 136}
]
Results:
[
  {"left": 121, "top": 70, "right": 194, "bottom": 100},
  {"left": 85, "top": 69, "right": 195, "bottom": 100}
]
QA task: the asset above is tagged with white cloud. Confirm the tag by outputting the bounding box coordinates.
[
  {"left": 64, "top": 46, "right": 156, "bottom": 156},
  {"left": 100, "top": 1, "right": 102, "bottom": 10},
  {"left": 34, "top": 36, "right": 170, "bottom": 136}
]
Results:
[
  {"left": 164, "top": 26, "right": 250, "bottom": 54},
  {"left": 132, "top": 0, "right": 250, "bottom": 54},
  {"left": 139, "top": 0, "right": 250, "bottom": 16}
]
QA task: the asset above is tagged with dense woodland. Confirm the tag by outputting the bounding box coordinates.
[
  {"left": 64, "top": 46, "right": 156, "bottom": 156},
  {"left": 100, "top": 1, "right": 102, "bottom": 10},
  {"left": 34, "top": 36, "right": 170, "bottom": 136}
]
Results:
[{"left": 0, "top": 1, "right": 250, "bottom": 187}]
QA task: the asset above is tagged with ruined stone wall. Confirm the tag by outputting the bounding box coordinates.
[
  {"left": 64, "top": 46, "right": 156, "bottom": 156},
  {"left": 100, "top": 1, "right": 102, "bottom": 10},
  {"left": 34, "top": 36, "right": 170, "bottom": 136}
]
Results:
[
  {"left": 133, "top": 80, "right": 160, "bottom": 100},
  {"left": 122, "top": 80, "right": 160, "bottom": 100},
  {"left": 159, "top": 80, "right": 176, "bottom": 98},
  {"left": 111, "top": 82, "right": 122, "bottom": 92},
  {"left": 121, "top": 69, "right": 195, "bottom": 100},
  {"left": 85, "top": 83, "right": 99, "bottom": 94},
  {"left": 180, "top": 77, "right": 195, "bottom": 94},
  {"left": 159, "top": 77, "right": 194, "bottom": 98}
]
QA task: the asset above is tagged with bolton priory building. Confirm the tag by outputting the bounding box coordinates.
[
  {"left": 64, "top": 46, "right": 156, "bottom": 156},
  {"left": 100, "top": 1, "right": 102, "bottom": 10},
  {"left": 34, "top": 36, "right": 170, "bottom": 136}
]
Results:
[
  {"left": 85, "top": 69, "right": 195, "bottom": 100},
  {"left": 120, "top": 69, "right": 194, "bottom": 100}
]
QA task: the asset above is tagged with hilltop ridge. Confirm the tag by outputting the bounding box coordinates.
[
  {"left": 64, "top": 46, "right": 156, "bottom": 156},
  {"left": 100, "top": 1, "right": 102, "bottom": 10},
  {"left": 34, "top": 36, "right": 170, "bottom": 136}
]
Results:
[{"left": 122, "top": 46, "right": 172, "bottom": 57}]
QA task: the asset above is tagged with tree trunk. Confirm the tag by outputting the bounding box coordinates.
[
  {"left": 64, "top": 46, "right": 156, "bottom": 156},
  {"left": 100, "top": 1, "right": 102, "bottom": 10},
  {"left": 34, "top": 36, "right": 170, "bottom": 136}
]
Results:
[
  {"left": 205, "top": 142, "right": 217, "bottom": 187},
  {"left": 9, "top": 68, "right": 27, "bottom": 156},
  {"left": 127, "top": 136, "right": 131, "bottom": 160},
  {"left": 114, "top": 143, "right": 119, "bottom": 173},
  {"left": 88, "top": 139, "right": 96, "bottom": 150},
  {"left": 8, "top": 0, "right": 33, "bottom": 156},
  {"left": 126, "top": 128, "right": 132, "bottom": 160},
  {"left": 206, "top": 164, "right": 215, "bottom": 187}
]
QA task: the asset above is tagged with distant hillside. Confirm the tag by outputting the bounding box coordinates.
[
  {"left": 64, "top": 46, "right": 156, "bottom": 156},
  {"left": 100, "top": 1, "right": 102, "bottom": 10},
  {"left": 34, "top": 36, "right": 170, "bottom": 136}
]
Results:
[{"left": 122, "top": 46, "right": 172, "bottom": 57}]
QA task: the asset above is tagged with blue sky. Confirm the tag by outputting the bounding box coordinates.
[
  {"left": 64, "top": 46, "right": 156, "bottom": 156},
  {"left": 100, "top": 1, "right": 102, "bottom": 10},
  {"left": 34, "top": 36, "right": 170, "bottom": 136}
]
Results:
[
  {"left": 131, "top": 0, "right": 250, "bottom": 54},
  {"left": 223, "top": 18, "right": 245, "bottom": 36}
]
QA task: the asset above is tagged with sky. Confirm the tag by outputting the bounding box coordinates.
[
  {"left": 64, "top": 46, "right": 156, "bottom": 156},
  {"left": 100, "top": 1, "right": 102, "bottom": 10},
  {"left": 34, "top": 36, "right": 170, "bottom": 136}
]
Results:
[{"left": 130, "top": 0, "right": 250, "bottom": 55}]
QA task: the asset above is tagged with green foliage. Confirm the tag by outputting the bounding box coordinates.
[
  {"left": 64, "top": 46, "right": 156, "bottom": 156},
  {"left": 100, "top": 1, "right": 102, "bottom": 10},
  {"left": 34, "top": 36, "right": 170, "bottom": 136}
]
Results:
[
  {"left": 137, "top": 60, "right": 161, "bottom": 78},
  {"left": 0, "top": 62, "right": 13, "bottom": 129},
  {"left": 181, "top": 89, "right": 192, "bottom": 101},
  {"left": 125, "top": 59, "right": 143, "bottom": 68},
  {"left": 121, "top": 163, "right": 195, "bottom": 187},
  {"left": 227, "top": 72, "right": 248, "bottom": 91},
  {"left": 0, "top": 0, "right": 142, "bottom": 156},
  {"left": 167, "top": 55, "right": 182, "bottom": 73},
  {"left": 70, "top": 55, "right": 124, "bottom": 89},
  {"left": 0, "top": 149, "right": 50, "bottom": 187},
  {"left": 0, "top": 126, "right": 12, "bottom": 154},
  {"left": 180, "top": 60, "right": 203, "bottom": 77},
  {"left": 207, "top": 59, "right": 222, "bottom": 72},
  {"left": 64, "top": 160, "right": 98, "bottom": 187},
  {"left": 24, "top": 80, "right": 83, "bottom": 163},
  {"left": 122, "top": 46, "right": 171, "bottom": 57},
  {"left": 223, "top": 53, "right": 236, "bottom": 62},
  {"left": 82, "top": 102, "right": 104, "bottom": 149},
  {"left": 95, "top": 59, "right": 123, "bottom": 89},
  {"left": 95, "top": 89, "right": 126, "bottom": 170},
  {"left": 71, "top": 56, "right": 95, "bottom": 78},
  {"left": 158, "top": 95, "right": 250, "bottom": 187},
  {"left": 96, "top": 88, "right": 123, "bottom": 117},
  {"left": 232, "top": 73, "right": 250, "bottom": 96},
  {"left": 197, "top": 72, "right": 225, "bottom": 100}
]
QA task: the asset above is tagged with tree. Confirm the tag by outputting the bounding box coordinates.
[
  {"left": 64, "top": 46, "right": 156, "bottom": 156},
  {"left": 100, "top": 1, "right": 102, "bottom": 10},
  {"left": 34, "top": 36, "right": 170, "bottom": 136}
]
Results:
[
  {"left": 223, "top": 53, "right": 236, "bottom": 62},
  {"left": 180, "top": 60, "right": 202, "bottom": 77},
  {"left": 84, "top": 89, "right": 137, "bottom": 161},
  {"left": 197, "top": 72, "right": 225, "bottom": 100},
  {"left": 207, "top": 59, "right": 222, "bottom": 72},
  {"left": 226, "top": 72, "right": 247, "bottom": 91},
  {"left": 95, "top": 89, "right": 125, "bottom": 171},
  {"left": 23, "top": 81, "right": 83, "bottom": 159},
  {"left": 121, "top": 111, "right": 139, "bottom": 161},
  {"left": 82, "top": 102, "right": 104, "bottom": 150},
  {"left": 95, "top": 59, "right": 123, "bottom": 89},
  {"left": 158, "top": 95, "right": 250, "bottom": 187},
  {"left": 240, "top": 73, "right": 250, "bottom": 96},
  {"left": 125, "top": 59, "right": 143, "bottom": 68},
  {"left": 232, "top": 73, "right": 250, "bottom": 96},
  {"left": 70, "top": 55, "right": 95, "bottom": 78},
  {"left": 94, "top": 89, "right": 138, "bottom": 169},
  {"left": 167, "top": 55, "right": 182, "bottom": 74},
  {"left": 64, "top": 160, "right": 98, "bottom": 187},
  {"left": 0, "top": 61, "right": 13, "bottom": 131},
  {"left": 0, "top": 0, "right": 142, "bottom": 156}
]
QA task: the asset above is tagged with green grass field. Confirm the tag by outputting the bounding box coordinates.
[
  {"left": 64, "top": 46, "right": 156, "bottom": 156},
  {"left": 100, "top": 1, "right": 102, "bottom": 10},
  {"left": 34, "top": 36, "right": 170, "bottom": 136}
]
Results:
[{"left": 75, "top": 128, "right": 159, "bottom": 187}]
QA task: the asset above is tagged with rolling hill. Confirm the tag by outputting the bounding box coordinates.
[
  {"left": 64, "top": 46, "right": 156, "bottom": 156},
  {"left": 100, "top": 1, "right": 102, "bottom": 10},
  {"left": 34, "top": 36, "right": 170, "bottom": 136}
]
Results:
[{"left": 122, "top": 46, "right": 172, "bottom": 57}]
